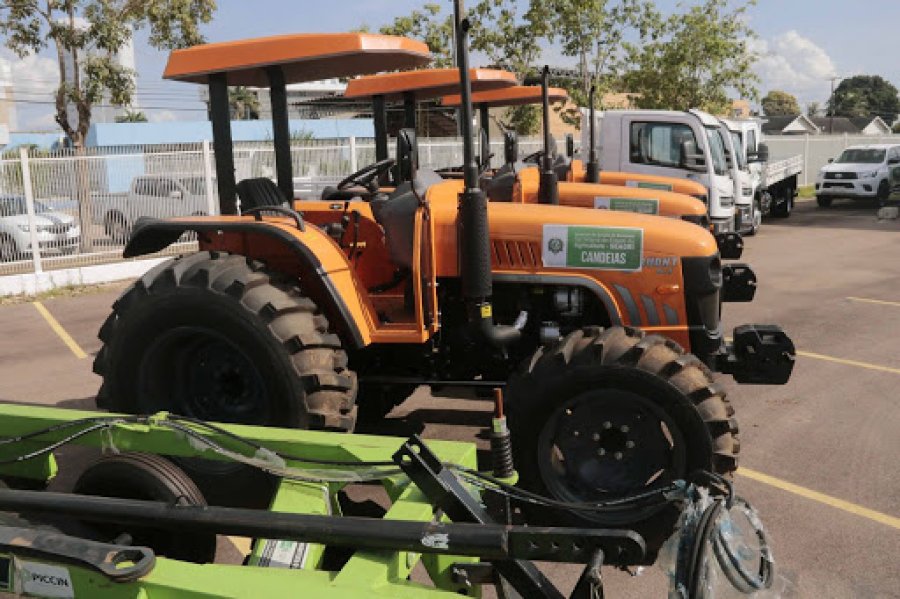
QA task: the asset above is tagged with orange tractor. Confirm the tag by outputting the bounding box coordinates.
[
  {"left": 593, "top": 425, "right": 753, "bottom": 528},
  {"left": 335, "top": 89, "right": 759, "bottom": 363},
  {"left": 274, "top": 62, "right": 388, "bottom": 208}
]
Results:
[{"left": 94, "top": 5, "right": 794, "bottom": 538}]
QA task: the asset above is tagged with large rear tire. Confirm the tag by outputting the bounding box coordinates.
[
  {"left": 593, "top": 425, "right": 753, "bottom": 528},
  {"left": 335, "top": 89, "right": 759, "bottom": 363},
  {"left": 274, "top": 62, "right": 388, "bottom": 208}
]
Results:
[
  {"left": 507, "top": 327, "right": 738, "bottom": 554},
  {"left": 94, "top": 251, "right": 357, "bottom": 430}
]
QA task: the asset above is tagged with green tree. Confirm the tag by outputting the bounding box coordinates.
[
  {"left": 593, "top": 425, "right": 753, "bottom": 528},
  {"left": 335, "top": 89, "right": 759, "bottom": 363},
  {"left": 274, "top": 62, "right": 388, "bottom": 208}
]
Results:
[
  {"left": 827, "top": 75, "right": 900, "bottom": 123},
  {"left": 377, "top": 3, "right": 454, "bottom": 68},
  {"left": 469, "top": 0, "right": 551, "bottom": 134},
  {"left": 115, "top": 109, "right": 147, "bottom": 123},
  {"left": 761, "top": 90, "right": 800, "bottom": 116},
  {"left": 623, "top": 0, "right": 758, "bottom": 113},
  {"left": 545, "top": 0, "right": 654, "bottom": 127},
  {"left": 807, "top": 101, "right": 821, "bottom": 118},
  {"left": 0, "top": 0, "right": 216, "bottom": 148},
  {"left": 228, "top": 86, "right": 259, "bottom": 120}
]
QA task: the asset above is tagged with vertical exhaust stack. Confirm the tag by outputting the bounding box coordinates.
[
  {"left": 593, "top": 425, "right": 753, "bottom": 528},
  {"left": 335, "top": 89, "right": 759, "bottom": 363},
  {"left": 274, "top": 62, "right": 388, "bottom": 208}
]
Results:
[
  {"left": 537, "top": 66, "right": 559, "bottom": 204},
  {"left": 454, "top": 0, "right": 519, "bottom": 348},
  {"left": 586, "top": 84, "right": 600, "bottom": 183}
]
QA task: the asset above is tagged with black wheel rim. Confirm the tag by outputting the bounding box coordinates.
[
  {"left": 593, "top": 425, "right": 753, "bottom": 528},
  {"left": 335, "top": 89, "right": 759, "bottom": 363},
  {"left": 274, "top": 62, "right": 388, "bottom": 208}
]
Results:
[
  {"left": 536, "top": 388, "right": 687, "bottom": 524},
  {"left": 138, "top": 326, "right": 270, "bottom": 424}
]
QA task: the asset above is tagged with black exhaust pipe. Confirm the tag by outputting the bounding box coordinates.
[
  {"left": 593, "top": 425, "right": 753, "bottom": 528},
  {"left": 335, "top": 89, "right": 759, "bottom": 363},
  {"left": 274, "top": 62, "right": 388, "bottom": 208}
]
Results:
[
  {"left": 454, "top": 0, "right": 519, "bottom": 348},
  {"left": 586, "top": 84, "right": 600, "bottom": 183},
  {"left": 537, "top": 66, "right": 559, "bottom": 204}
]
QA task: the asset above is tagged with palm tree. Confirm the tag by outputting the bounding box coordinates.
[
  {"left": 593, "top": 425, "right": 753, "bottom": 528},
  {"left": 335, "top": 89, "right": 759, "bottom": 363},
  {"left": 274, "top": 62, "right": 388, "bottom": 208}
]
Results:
[
  {"left": 228, "top": 87, "right": 260, "bottom": 120},
  {"left": 115, "top": 109, "right": 148, "bottom": 123}
]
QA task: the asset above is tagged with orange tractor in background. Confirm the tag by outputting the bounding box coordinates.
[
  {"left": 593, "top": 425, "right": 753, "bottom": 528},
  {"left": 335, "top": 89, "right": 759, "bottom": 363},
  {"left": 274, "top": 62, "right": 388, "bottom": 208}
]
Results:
[{"left": 94, "top": 5, "right": 794, "bottom": 547}]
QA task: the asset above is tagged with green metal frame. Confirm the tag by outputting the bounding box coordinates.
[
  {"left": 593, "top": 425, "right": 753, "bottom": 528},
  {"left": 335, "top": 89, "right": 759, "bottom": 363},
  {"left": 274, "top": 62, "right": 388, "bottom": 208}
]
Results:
[{"left": 0, "top": 404, "right": 480, "bottom": 598}]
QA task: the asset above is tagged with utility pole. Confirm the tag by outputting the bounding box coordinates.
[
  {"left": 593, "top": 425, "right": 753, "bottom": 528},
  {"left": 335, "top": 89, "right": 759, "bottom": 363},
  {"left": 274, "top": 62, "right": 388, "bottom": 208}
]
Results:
[{"left": 826, "top": 75, "right": 841, "bottom": 134}]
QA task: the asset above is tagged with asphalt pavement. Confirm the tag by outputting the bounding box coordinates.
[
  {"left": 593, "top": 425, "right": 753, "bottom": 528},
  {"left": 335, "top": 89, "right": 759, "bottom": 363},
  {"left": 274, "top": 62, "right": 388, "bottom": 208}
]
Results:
[{"left": 0, "top": 198, "right": 897, "bottom": 598}]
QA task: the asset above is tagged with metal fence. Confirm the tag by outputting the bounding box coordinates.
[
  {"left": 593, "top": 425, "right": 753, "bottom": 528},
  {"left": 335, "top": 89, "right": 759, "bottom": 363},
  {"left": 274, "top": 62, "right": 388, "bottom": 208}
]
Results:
[
  {"left": 765, "top": 134, "right": 900, "bottom": 186},
  {"left": 0, "top": 136, "right": 551, "bottom": 277}
]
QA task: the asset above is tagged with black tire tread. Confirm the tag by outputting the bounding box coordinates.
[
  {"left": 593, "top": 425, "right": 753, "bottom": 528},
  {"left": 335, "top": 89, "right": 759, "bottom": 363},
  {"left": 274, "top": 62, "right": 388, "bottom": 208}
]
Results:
[{"left": 94, "top": 251, "right": 356, "bottom": 431}]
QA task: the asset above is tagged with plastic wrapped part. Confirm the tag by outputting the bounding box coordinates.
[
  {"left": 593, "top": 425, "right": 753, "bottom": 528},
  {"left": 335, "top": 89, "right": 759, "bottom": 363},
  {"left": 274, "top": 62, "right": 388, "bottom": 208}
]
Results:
[{"left": 661, "top": 489, "right": 784, "bottom": 598}]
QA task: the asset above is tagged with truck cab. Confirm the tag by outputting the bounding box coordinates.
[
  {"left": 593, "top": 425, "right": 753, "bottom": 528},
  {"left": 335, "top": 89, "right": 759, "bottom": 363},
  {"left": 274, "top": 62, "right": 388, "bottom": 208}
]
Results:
[
  {"left": 590, "top": 109, "right": 737, "bottom": 234},
  {"left": 720, "top": 118, "right": 758, "bottom": 234}
]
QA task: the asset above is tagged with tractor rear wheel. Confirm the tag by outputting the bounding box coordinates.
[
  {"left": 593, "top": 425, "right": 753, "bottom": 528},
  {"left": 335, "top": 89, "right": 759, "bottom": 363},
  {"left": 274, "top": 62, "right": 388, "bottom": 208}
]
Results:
[
  {"left": 506, "top": 327, "right": 738, "bottom": 554},
  {"left": 94, "top": 251, "right": 357, "bottom": 431}
]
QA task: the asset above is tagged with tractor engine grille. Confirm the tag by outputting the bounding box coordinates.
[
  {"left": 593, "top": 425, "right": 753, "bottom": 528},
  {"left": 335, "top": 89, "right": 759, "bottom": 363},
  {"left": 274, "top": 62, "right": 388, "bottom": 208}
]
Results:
[{"left": 491, "top": 240, "right": 540, "bottom": 269}]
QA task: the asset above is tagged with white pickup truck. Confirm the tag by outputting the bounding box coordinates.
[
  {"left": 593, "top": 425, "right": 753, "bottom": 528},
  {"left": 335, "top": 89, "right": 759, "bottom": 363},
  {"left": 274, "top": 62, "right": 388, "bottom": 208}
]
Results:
[
  {"left": 723, "top": 118, "right": 802, "bottom": 230},
  {"left": 815, "top": 144, "right": 900, "bottom": 208},
  {"left": 93, "top": 174, "right": 212, "bottom": 242}
]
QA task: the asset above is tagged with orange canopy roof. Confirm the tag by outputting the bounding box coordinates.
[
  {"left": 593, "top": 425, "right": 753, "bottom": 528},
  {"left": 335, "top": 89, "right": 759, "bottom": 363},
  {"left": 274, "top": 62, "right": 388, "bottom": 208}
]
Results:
[
  {"left": 164, "top": 33, "right": 431, "bottom": 86},
  {"left": 441, "top": 85, "right": 568, "bottom": 108},
  {"left": 343, "top": 68, "right": 517, "bottom": 102}
]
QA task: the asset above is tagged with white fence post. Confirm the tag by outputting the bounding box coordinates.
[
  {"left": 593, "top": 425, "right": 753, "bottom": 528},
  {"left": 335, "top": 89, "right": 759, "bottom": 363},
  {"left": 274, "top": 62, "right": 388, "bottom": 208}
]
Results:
[
  {"left": 202, "top": 140, "right": 217, "bottom": 216},
  {"left": 348, "top": 136, "right": 358, "bottom": 173},
  {"left": 19, "top": 147, "right": 42, "bottom": 274},
  {"left": 803, "top": 135, "right": 810, "bottom": 186}
]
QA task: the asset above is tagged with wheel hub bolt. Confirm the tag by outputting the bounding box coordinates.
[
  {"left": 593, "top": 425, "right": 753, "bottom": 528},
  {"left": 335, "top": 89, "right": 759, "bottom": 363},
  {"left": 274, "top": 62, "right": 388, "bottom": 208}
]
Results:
[
  {"left": 597, "top": 448, "right": 606, "bottom": 456},
  {"left": 614, "top": 452, "right": 623, "bottom": 460},
  {"left": 573, "top": 430, "right": 580, "bottom": 437},
  {"left": 620, "top": 425, "right": 629, "bottom": 433},
  {"left": 625, "top": 440, "right": 635, "bottom": 449},
  {"left": 602, "top": 421, "right": 612, "bottom": 429},
  {"left": 591, "top": 432, "right": 600, "bottom": 441}
]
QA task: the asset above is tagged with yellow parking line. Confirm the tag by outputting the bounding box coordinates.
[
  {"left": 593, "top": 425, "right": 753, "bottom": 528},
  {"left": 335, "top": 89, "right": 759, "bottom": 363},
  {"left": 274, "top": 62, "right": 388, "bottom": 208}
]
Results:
[
  {"left": 32, "top": 301, "right": 87, "bottom": 360},
  {"left": 847, "top": 296, "right": 900, "bottom": 308},
  {"left": 739, "top": 467, "right": 900, "bottom": 531},
  {"left": 797, "top": 350, "right": 900, "bottom": 375}
]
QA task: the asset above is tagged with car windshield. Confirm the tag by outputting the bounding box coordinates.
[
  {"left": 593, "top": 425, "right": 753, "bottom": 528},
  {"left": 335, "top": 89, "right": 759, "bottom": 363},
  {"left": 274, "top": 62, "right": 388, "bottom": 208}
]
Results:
[
  {"left": 835, "top": 149, "right": 886, "bottom": 164},
  {"left": 704, "top": 127, "right": 727, "bottom": 176},
  {"left": 730, "top": 132, "right": 746, "bottom": 169}
]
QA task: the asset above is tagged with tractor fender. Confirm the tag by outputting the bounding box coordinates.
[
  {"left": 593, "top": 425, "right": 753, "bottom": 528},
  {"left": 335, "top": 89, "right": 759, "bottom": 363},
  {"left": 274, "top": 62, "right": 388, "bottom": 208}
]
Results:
[{"left": 124, "top": 216, "right": 372, "bottom": 349}]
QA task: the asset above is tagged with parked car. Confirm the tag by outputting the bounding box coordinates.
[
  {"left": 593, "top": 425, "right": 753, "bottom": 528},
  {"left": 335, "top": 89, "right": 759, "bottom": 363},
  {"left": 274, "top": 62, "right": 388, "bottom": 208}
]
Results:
[
  {"left": 93, "top": 174, "right": 211, "bottom": 242},
  {"left": 816, "top": 144, "right": 900, "bottom": 207},
  {"left": 0, "top": 195, "right": 81, "bottom": 262}
]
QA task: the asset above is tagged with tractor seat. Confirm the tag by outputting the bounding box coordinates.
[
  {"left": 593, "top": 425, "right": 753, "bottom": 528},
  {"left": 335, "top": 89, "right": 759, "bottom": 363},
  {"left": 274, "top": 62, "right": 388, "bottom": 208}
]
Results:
[
  {"left": 371, "top": 169, "right": 442, "bottom": 269},
  {"left": 237, "top": 178, "right": 287, "bottom": 211}
]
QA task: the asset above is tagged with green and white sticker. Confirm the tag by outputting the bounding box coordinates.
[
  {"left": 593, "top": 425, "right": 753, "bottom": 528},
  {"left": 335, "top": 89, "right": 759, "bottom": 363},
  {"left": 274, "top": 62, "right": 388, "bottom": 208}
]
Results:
[
  {"left": 594, "top": 196, "right": 660, "bottom": 215},
  {"left": 627, "top": 180, "right": 672, "bottom": 191},
  {"left": 543, "top": 224, "right": 643, "bottom": 271}
]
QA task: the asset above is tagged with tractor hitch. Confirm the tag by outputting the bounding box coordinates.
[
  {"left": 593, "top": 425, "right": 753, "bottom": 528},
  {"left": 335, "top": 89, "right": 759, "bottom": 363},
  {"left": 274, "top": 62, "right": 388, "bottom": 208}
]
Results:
[
  {"left": 717, "top": 324, "right": 796, "bottom": 384},
  {"left": 715, "top": 231, "right": 744, "bottom": 260},
  {"left": 722, "top": 263, "right": 757, "bottom": 302}
]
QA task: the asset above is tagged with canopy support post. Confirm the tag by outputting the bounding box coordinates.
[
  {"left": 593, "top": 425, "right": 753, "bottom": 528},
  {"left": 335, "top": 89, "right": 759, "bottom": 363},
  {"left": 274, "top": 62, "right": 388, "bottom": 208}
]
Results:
[
  {"left": 266, "top": 66, "right": 294, "bottom": 202},
  {"left": 208, "top": 73, "right": 237, "bottom": 215}
]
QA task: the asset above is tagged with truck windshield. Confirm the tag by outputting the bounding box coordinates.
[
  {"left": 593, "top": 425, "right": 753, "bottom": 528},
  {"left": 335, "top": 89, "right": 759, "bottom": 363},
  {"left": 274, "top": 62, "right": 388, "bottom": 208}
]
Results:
[
  {"left": 730, "top": 132, "right": 746, "bottom": 169},
  {"left": 835, "top": 149, "right": 886, "bottom": 164},
  {"left": 705, "top": 127, "right": 727, "bottom": 176}
]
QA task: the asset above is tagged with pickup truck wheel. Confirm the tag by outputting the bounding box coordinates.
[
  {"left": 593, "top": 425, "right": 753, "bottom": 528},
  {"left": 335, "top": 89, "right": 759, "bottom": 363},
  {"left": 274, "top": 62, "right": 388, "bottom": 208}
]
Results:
[
  {"left": 0, "top": 234, "right": 20, "bottom": 262},
  {"left": 104, "top": 211, "right": 130, "bottom": 243},
  {"left": 877, "top": 180, "right": 890, "bottom": 208},
  {"left": 94, "top": 251, "right": 357, "bottom": 430},
  {"left": 816, "top": 195, "right": 833, "bottom": 208},
  {"left": 507, "top": 327, "right": 738, "bottom": 554},
  {"left": 771, "top": 190, "right": 792, "bottom": 218}
]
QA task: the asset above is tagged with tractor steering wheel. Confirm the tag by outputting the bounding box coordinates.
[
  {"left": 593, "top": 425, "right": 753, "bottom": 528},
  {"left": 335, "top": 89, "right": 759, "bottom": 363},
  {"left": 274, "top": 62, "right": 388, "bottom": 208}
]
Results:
[
  {"left": 337, "top": 158, "right": 396, "bottom": 193},
  {"left": 523, "top": 150, "right": 543, "bottom": 164}
]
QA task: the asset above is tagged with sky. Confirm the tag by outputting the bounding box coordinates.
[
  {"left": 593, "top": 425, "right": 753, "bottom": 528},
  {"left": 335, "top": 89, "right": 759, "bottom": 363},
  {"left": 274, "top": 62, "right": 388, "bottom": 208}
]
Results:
[{"left": 2, "top": 0, "right": 899, "bottom": 130}]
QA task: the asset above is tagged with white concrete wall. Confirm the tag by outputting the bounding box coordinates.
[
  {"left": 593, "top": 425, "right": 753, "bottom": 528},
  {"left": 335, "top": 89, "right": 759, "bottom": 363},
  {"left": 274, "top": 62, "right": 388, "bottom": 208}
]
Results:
[{"left": 0, "top": 256, "right": 166, "bottom": 297}]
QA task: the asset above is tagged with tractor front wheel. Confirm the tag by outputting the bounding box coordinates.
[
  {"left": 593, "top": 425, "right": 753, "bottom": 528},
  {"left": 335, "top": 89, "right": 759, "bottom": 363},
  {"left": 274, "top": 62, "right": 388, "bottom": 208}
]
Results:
[
  {"left": 507, "top": 327, "right": 739, "bottom": 554},
  {"left": 94, "top": 251, "right": 357, "bottom": 431}
]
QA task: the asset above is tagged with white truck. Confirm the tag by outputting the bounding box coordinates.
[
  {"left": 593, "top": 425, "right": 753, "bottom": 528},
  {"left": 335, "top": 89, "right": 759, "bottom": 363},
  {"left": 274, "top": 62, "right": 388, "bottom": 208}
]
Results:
[
  {"left": 815, "top": 144, "right": 900, "bottom": 208},
  {"left": 93, "top": 174, "right": 213, "bottom": 242},
  {"left": 583, "top": 109, "right": 737, "bottom": 234},
  {"left": 722, "top": 118, "right": 802, "bottom": 230}
]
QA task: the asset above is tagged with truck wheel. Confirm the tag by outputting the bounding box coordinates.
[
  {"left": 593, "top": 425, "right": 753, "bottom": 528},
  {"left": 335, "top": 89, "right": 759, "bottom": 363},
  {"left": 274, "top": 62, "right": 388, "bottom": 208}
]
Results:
[
  {"left": 104, "top": 211, "right": 130, "bottom": 244},
  {"left": 771, "top": 190, "right": 792, "bottom": 218},
  {"left": 877, "top": 180, "right": 890, "bottom": 208},
  {"left": 816, "top": 195, "right": 832, "bottom": 208},
  {"left": 73, "top": 452, "right": 217, "bottom": 563},
  {"left": 507, "top": 327, "right": 738, "bottom": 548},
  {"left": 94, "top": 251, "right": 357, "bottom": 431}
]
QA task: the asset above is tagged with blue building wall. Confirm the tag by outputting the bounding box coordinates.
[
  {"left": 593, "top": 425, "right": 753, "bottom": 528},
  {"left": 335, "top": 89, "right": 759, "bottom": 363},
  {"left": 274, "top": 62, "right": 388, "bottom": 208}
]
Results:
[{"left": 86, "top": 118, "right": 374, "bottom": 146}]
